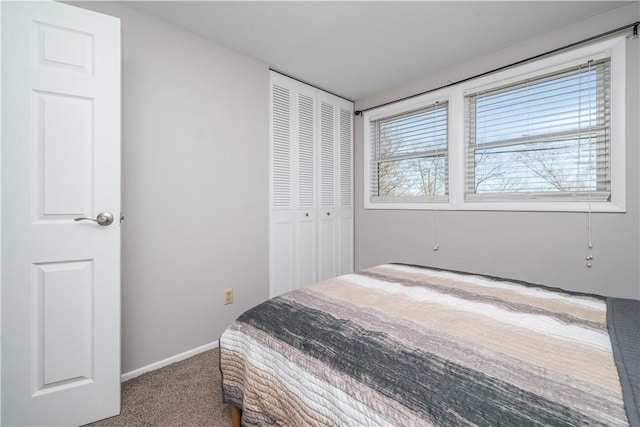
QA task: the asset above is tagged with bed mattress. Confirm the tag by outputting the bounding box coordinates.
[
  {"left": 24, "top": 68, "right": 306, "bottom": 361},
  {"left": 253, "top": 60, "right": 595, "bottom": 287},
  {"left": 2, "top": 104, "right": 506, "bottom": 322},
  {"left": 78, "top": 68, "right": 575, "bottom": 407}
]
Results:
[{"left": 220, "top": 263, "right": 639, "bottom": 426}]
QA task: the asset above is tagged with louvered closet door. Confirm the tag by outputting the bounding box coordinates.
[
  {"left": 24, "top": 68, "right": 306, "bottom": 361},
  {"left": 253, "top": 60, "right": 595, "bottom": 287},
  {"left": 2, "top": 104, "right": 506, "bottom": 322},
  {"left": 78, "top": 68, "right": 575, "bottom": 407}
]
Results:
[
  {"left": 317, "top": 99, "right": 336, "bottom": 281},
  {"left": 270, "top": 74, "right": 319, "bottom": 295},
  {"left": 270, "top": 80, "right": 295, "bottom": 297},
  {"left": 317, "top": 92, "right": 354, "bottom": 281},
  {"left": 337, "top": 104, "right": 354, "bottom": 275},
  {"left": 295, "top": 87, "right": 318, "bottom": 288},
  {"left": 270, "top": 72, "right": 353, "bottom": 296}
]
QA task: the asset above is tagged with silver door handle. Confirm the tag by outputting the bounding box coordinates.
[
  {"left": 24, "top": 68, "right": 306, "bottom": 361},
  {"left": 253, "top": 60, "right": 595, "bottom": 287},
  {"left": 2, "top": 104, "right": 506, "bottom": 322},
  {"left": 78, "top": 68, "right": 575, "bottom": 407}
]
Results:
[{"left": 74, "top": 212, "right": 114, "bottom": 226}]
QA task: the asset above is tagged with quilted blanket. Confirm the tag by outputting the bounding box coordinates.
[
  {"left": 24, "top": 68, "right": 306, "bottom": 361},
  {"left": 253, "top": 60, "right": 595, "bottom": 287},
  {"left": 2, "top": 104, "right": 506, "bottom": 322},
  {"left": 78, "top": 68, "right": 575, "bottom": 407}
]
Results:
[{"left": 219, "top": 264, "right": 639, "bottom": 426}]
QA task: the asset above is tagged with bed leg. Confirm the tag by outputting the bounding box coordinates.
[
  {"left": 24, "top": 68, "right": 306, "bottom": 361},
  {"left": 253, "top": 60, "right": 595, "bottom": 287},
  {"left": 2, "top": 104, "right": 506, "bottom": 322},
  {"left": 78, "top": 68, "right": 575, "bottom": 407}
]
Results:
[{"left": 231, "top": 404, "right": 242, "bottom": 427}]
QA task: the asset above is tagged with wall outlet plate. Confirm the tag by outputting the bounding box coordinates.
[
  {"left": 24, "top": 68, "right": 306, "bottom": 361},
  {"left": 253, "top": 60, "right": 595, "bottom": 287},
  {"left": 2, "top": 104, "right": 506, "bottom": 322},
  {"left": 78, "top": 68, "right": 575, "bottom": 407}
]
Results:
[{"left": 224, "top": 288, "right": 233, "bottom": 305}]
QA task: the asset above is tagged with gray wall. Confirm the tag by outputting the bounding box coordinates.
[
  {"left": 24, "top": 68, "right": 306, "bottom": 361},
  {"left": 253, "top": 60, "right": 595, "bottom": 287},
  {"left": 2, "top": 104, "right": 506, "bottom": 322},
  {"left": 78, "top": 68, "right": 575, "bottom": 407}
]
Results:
[
  {"left": 354, "top": 3, "right": 640, "bottom": 300},
  {"left": 71, "top": 2, "right": 270, "bottom": 373}
]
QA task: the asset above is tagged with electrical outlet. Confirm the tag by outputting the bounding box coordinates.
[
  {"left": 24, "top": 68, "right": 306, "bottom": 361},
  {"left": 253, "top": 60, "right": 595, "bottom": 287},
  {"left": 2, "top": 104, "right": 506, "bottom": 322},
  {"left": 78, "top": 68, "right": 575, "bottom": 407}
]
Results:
[{"left": 224, "top": 288, "right": 233, "bottom": 305}]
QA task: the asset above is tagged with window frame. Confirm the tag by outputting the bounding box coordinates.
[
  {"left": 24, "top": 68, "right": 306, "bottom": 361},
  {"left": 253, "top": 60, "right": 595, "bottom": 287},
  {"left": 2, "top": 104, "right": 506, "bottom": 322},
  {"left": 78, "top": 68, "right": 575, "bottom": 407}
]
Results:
[
  {"left": 364, "top": 89, "right": 455, "bottom": 210},
  {"left": 368, "top": 95, "right": 451, "bottom": 205},
  {"left": 363, "top": 36, "right": 626, "bottom": 212}
]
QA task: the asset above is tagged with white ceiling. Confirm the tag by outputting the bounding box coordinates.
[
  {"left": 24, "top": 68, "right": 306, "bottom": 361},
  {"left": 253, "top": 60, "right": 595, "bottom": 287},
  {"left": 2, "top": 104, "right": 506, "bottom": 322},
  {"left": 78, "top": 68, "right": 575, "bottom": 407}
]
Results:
[{"left": 125, "top": 1, "right": 632, "bottom": 101}]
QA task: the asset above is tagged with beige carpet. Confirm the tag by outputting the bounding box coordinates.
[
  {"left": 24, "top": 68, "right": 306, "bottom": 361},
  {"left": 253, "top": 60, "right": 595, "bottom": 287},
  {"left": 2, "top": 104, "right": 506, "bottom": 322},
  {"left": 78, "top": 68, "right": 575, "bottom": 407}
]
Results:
[{"left": 85, "top": 348, "right": 232, "bottom": 427}]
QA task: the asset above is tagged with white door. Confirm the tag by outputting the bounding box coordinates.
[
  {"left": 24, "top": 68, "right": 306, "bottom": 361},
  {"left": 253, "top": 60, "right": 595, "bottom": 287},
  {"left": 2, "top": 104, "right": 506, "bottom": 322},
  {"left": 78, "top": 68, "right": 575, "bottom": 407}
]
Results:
[
  {"left": 270, "top": 79, "right": 295, "bottom": 297},
  {"left": 317, "top": 99, "right": 337, "bottom": 281},
  {"left": 1, "top": 1, "right": 121, "bottom": 426},
  {"left": 295, "top": 88, "right": 317, "bottom": 289},
  {"left": 270, "top": 75, "right": 318, "bottom": 296},
  {"left": 317, "top": 93, "right": 354, "bottom": 281},
  {"left": 336, "top": 104, "right": 354, "bottom": 276}
]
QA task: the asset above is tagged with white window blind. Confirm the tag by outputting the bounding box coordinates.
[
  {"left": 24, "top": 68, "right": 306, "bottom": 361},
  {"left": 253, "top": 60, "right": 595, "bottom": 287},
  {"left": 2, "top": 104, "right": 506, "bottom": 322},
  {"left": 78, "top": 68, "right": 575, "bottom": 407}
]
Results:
[
  {"left": 465, "top": 58, "right": 611, "bottom": 202},
  {"left": 370, "top": 102, "right": 448, "bottom": 202}
]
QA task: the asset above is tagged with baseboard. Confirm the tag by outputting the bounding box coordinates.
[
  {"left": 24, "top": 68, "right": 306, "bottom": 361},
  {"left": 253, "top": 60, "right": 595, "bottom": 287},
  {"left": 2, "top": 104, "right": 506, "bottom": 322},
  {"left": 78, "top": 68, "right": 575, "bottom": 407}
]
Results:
[{"left": 120, "top": 341, "right": 219, "bottom": 382}]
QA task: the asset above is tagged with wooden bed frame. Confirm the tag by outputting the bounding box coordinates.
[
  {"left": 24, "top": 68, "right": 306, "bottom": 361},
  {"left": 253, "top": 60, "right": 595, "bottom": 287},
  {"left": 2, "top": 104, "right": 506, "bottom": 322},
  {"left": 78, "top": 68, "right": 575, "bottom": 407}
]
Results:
[{"left": 231, "top": 405, "right": 241, "bottom": 427}]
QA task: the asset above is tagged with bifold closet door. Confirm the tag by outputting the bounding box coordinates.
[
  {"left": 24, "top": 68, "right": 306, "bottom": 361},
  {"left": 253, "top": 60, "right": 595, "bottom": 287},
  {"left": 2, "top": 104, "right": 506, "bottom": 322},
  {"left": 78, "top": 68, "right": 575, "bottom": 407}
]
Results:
[
  {"left": 317, "top": 92, "right": 353, "bottom": 281},
  {"left": 269, "top": 72, "right": 353, "bottom": 297},
  {"left": 269, "top": 75, "right": 318, "bottom": 296},
  {"left": 269, "top": 80, "right": 294, "bottom": 297},
  {"left": 337, "top": 102, "right": 354, "bottom": 276},
  {"left": 295, "top": 87, "right": 318, "bottom": 289}
]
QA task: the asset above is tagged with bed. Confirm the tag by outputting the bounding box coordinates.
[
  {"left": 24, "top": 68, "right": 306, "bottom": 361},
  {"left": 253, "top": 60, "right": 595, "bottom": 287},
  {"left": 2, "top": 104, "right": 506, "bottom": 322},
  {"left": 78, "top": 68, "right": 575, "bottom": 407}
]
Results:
[{"left": 219, "top": 263, "right": 639, "bottom": 426}]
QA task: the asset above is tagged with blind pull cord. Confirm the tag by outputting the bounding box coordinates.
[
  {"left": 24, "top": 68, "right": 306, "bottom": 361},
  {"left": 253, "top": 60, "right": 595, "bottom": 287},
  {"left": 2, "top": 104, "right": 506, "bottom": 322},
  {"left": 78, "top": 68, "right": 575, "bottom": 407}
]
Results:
[
  {"left": 433, "top": 212, "right": 440, "bottom": 252},
  {"left": 586, "top": 192, "right": 594, "bottom": 268},
  {"left": 585, "top": 59, "right": 594, "bottom": 268}
]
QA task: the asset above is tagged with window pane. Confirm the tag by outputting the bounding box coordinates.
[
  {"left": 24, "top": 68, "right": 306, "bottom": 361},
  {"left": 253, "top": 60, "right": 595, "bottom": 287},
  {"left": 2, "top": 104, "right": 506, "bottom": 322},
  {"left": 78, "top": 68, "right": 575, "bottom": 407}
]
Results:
[
  {"left": 466, "top": 59, "right": 610, "bottom": 199},
  {"left": 378, "top": 156, "right": 447, "bottom": 197},
  {"left": 372, "top": 102, "right": 448, "bottom": 200},
  {"left": 472, "top": 134, "right": 609, "bottom": 194},
  {"left": 473, "top": 69, "right": 604, "bottom": 144},
  {"left": 376, "top": 104, "right": 447, "bottom": 157}
]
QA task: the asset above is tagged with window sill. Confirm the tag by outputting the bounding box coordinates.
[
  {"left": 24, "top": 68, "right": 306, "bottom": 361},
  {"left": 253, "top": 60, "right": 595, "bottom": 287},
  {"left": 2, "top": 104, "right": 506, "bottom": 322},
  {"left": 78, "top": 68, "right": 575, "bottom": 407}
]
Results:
[{"left": 364, "top": 200, "right": 625, "bottom": 213}]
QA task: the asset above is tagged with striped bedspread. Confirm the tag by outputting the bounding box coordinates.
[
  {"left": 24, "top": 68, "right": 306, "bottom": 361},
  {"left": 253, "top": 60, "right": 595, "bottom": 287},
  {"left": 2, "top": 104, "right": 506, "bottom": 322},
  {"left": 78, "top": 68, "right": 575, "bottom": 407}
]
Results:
[{"left": 219, "top": 264, "right": 639, "bottom": 426}]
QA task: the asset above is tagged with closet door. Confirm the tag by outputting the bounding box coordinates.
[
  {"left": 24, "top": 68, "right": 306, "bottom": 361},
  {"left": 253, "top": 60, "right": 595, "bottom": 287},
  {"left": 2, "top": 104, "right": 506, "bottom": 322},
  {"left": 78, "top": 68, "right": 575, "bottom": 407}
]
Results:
[
  {"left": 337, "top": 104, "right": 354, "bottom": 275},
  {"left": 317, "top": 92, "right": 354, "bottom": 281},
  {"left": 269, "top": 72, "right": 353, "bottom": 296},
  {"left": 269, "top": 79, "right": 295, "bottom": 297},
  {"left": 295, "top": 88, "right": 317, "bottom": 288},
  {"left": 270, "top": 74, "right": 318, "bottom": 296},
  {"left": 317, "top": 98, "right": 337, "bottom": 281}
]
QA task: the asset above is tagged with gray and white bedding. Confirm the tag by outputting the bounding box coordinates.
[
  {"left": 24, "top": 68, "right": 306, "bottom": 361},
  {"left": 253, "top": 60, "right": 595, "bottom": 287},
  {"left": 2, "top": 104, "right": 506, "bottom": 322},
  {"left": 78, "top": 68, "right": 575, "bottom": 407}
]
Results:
[{"left": 219, "top": 263, "right": 640, "bottom": 426}]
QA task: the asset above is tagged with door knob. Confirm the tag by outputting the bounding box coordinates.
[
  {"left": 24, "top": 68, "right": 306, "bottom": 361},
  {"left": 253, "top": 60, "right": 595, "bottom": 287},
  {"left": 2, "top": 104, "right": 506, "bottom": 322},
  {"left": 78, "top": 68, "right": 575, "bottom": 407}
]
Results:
[{"left": 74, "top": 212, "right": 114, "bottom": 226}]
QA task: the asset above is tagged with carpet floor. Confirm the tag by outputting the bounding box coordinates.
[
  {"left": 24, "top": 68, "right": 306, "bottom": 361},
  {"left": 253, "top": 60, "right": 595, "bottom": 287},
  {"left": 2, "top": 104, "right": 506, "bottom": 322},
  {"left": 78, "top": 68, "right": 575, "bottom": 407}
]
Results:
[{"left": 84, "top": 348, "right": 232, "bottom": 427}]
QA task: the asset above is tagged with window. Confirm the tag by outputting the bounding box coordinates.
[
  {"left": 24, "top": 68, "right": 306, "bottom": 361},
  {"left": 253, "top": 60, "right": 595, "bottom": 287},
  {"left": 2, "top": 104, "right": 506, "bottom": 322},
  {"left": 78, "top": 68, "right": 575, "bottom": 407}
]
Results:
[
  {"left": 363, "top": 36, "right": 625, "bottom": 211},
  {"left": 465, "top": 59, "right": 610, "bottom": 202},
  {"left": 369, "top": 101, "right": 448, "bottom": 203}
]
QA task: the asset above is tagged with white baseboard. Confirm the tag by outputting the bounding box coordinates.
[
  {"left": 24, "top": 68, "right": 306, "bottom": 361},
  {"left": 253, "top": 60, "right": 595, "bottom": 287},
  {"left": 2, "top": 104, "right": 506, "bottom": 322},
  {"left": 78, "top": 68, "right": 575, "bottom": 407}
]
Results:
[{"left": 120, "top": 341, "right": 219, "bottom": 382}]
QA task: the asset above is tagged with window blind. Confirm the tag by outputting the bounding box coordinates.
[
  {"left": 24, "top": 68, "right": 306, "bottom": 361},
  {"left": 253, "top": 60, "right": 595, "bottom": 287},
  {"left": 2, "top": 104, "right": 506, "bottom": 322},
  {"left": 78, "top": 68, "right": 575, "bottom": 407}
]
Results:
[
  {"left": 370, "top": 102, "right": 448, "bottom": 202},
  {"left": 465, "top": 59, "right": 611, "bottom": 202}
]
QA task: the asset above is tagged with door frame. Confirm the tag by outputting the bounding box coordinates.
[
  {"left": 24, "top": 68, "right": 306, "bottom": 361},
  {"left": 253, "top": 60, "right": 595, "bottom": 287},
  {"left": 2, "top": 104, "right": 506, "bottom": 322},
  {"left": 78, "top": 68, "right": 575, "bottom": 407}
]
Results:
[{"left": 1, "top": 1, "right": 4, "bottom": 422}]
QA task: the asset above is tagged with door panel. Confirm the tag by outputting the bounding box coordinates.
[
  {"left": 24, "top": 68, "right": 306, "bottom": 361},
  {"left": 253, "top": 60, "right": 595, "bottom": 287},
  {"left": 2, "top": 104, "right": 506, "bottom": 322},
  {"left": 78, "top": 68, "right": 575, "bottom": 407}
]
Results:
[
  {"left": 36, "top": 260, "right": 93, "bottom": 389},
  {"left": 36, "top": 91, "right": 94, "bottom": 217},
  {"left": 317, "top": 216, "right": 336, "bottom": 281},
  {"left": 269, "top": 77, "right": 294, "bottom": 297},
  {"left": 295, "top": 88, "right": 317, "bottom": 289},
  {"left": 338, "top": 106, "right": 354, "bottom": 275},
  {"left": 296, "top": 214, "right": 316, "bottom": 288},
  {"left": 35, "top": 22, "right": 94, "bottom": 74},
  {"left": 319, "top": 101, "right": 335, "bottom": 210},
  {"left": 270, "top": 220, "right": 293, "bottom": 297},
  {"left": 271, "top": 83, "right": 293, "bottom": 210},
  {"left": 338, "top": 215, "right": 353, "bottom": 276},
  {"left": 1, "top": 2, "right": 121, "bottom": 425}
]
